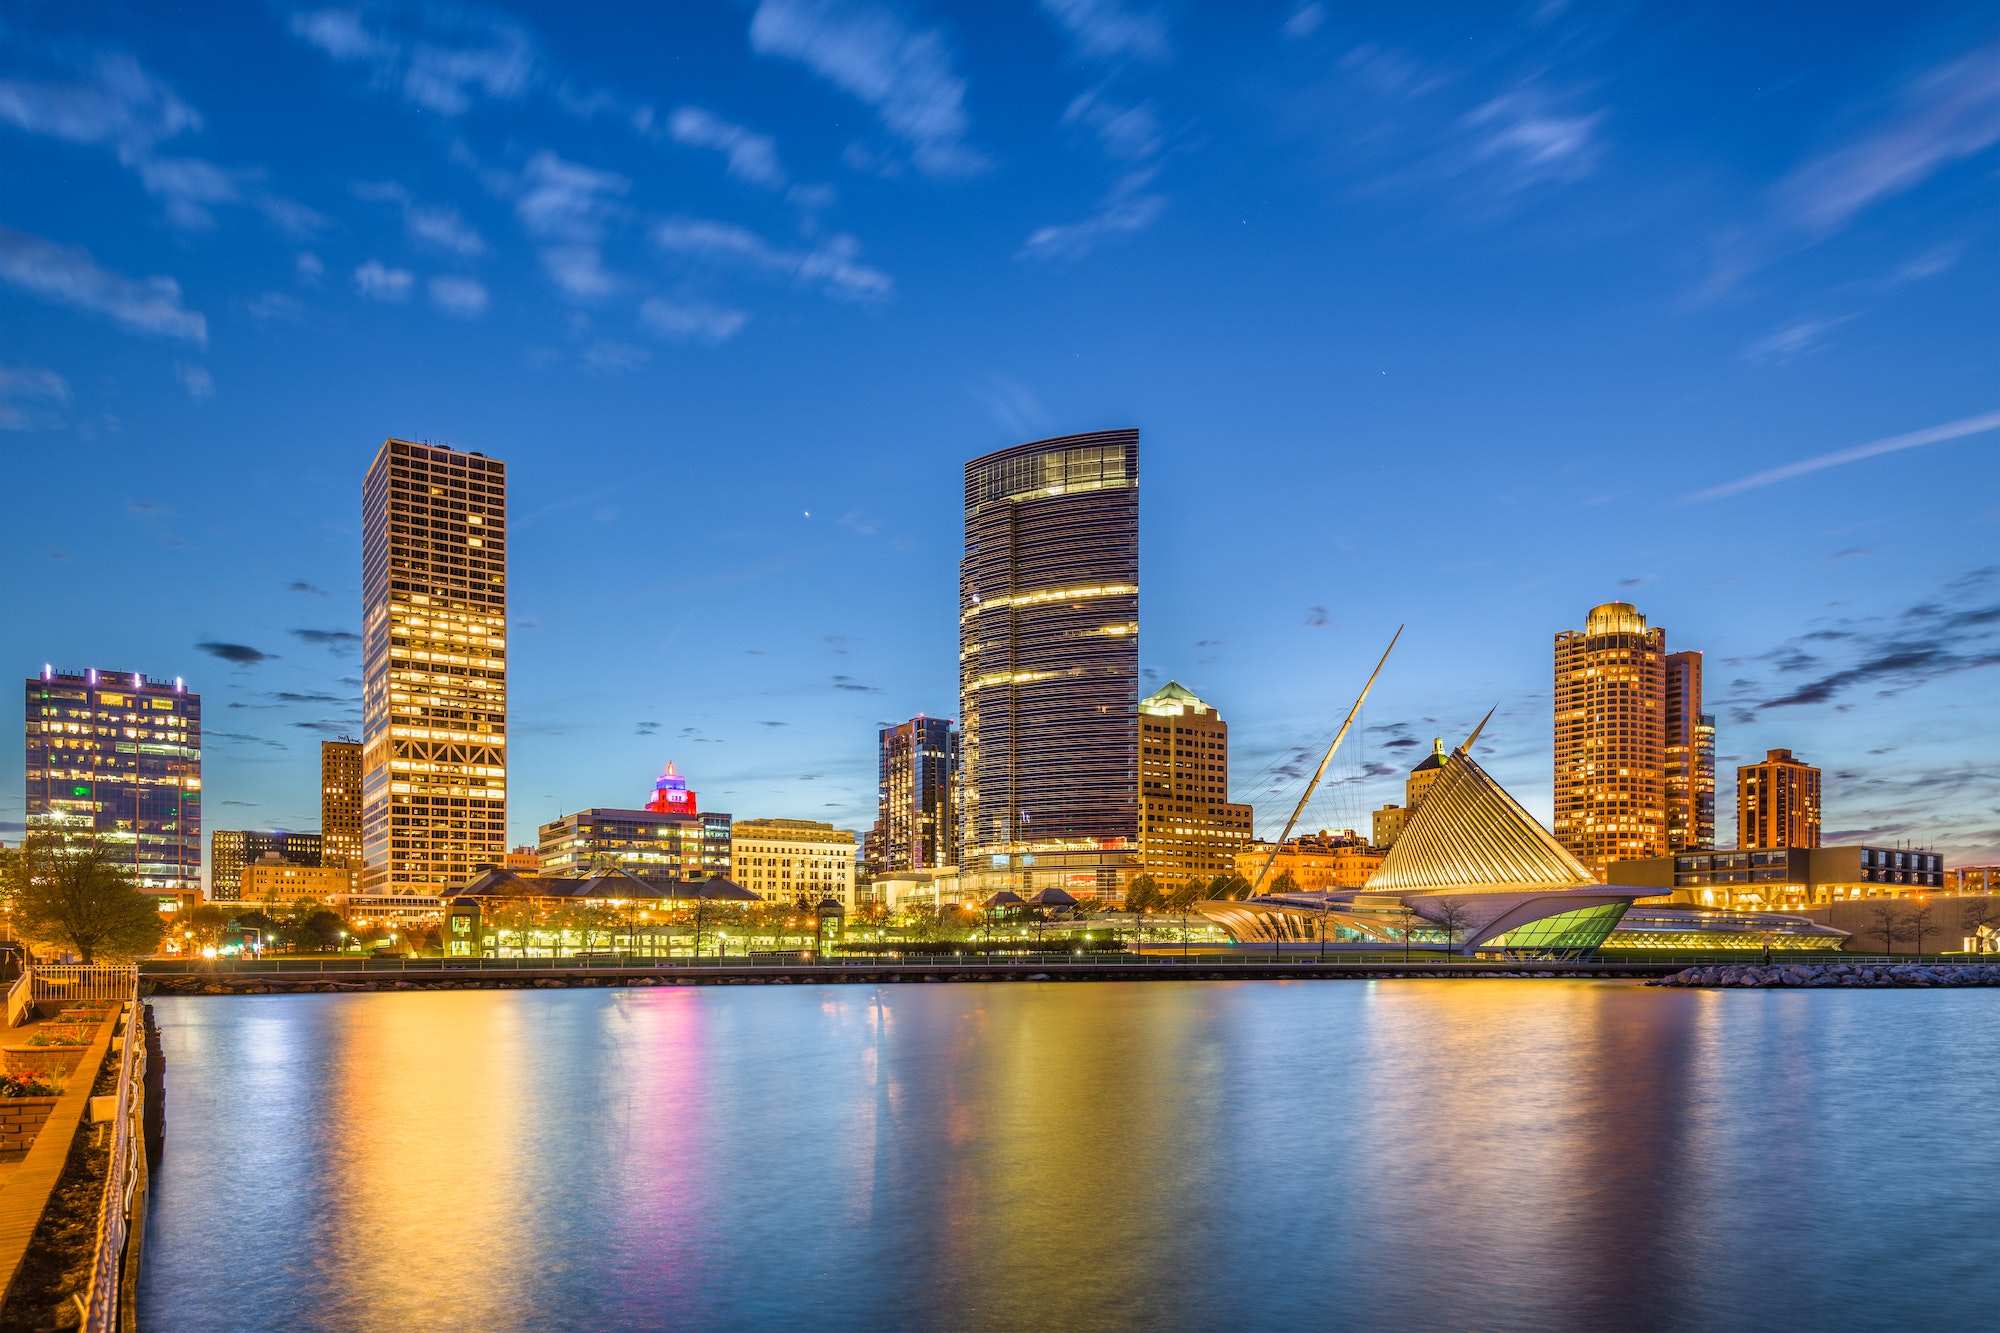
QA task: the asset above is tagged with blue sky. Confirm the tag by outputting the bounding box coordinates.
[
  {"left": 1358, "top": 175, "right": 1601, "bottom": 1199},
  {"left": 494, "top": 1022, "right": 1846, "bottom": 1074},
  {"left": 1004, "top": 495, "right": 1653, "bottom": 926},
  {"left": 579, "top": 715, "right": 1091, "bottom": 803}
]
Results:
[{"left": 2, "top": 1, "right": 1996, "bottom": 865}]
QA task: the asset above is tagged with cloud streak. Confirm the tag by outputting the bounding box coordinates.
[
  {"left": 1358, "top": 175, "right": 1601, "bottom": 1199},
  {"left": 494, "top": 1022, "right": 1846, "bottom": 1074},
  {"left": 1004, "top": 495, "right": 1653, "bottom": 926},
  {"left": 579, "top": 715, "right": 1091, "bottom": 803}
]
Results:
[
  {"left": 1687, "top": 409, "right": 2000, "bottom": 502},
  {"left": 0, "top": 226, "right": 207, "bottom": 343},
  {"left": 748, "top": 0, "right": 985, "bottom": 176}
]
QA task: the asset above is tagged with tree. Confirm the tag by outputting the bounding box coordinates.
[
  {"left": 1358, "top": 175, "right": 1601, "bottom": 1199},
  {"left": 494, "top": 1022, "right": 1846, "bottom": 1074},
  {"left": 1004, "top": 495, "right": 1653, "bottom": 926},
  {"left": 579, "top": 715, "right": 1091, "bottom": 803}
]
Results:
[
  {"left": 1205, "top": 874, "right": 1253, "bottom": 901},
  {"left": 1125, "top": 874, "right": 1166, "bottom": 913},
  {"left": 283, "top": 906, "right": 347, "bottom": 952},
  {"left": 1268, "top": 870, "right": 1300, "bottom": 896},
  {"left": 1863, "top": 900, "right": 1913, "bottom": 955},
  {"left": 1392, "top": 903, "right": 1422, "bottom": 962},
  {"left": 5, "top": 834, "right": 165, "bottom": 963},
  {"left": 1426, "top": 897, "right": 1478, "bottom": 957},
  {"left": 1906, "top": 901, "right": 1937, "bottom": 956},
  {"left": 1960, "top": 898, "right": 1999, "bottom": 949},
  {"left": 1164, "top": 880, "right": 1202, "bottom": 913},
  {"left": 180, "top": 904, "right": 233, "bottom": 951}
]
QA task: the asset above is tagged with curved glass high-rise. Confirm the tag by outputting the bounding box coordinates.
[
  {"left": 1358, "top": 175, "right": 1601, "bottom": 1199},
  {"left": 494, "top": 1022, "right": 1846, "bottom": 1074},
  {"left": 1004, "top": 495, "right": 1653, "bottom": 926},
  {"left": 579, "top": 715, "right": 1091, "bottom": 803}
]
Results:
[{"left": 959, "top": 429, "right": 1139, "bottom": 897}]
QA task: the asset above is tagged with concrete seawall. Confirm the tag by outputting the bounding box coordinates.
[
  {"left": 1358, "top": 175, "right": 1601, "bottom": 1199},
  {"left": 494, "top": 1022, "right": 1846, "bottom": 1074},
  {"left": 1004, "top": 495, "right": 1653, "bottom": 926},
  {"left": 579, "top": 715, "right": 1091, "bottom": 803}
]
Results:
[
  {"left": 144, "top": 960, "right": 1695, "bottom": 993},
  {"left": 1651, "top": 962, "right": 2000, "bottom": 989}
]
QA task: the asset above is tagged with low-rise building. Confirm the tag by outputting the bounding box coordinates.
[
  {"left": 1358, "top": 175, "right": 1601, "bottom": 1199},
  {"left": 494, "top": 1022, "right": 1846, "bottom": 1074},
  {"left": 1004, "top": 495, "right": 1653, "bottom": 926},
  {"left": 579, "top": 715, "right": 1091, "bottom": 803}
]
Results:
[
  {"left": 538, "top": 765, "right": 731, "bottom": 879},
  {"left": 1612, "top": 844, "right": 1946, "bottom": 909},
  {"left": 1236, "top": 830, "right": 1384, "bottom": 892},
  {"left": 211, "top": 829, "right": 323, "bottom": 901},
  {"left": 732, "top": 818, "right": 858, "bottom": 907},
  {"left": 240, "top": 853, "right": 352, "bottom": 906},
  {"left": 1951, "top": 865, "right": 2000, "bottom": 895}
]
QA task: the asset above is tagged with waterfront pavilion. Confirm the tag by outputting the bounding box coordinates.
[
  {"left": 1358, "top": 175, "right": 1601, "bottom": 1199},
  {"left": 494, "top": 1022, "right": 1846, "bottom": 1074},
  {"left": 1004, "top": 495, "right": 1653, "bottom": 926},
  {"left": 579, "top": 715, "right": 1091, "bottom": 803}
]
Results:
[
  {"left": 1197, "top": 739, "right": 1648, "bottom": 957},
  {"left": 441, "top": 867, "right": 759, "bottom": 957}
]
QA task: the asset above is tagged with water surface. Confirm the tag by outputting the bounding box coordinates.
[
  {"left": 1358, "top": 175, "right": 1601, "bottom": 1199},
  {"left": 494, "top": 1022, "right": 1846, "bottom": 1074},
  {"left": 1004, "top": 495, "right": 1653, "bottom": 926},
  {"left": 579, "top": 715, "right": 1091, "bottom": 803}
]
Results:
[{"left": 141, "top": 981, "right": 2000, "bottom": 1331}]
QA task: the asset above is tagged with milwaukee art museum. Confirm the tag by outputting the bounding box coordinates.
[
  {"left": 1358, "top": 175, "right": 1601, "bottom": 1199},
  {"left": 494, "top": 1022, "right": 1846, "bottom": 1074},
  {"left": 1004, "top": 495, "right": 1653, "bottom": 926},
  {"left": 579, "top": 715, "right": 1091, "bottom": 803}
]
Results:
[{"left": 1199, "top": 736, "right": 1644, "bottom": 957}]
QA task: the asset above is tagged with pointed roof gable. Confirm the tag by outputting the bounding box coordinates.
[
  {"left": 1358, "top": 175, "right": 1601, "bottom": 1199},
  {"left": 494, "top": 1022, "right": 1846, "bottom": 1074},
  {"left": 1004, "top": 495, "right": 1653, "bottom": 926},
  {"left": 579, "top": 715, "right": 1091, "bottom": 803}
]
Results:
[{"left": 1365, "top": 748, "right": 1592, "bottom": 894}]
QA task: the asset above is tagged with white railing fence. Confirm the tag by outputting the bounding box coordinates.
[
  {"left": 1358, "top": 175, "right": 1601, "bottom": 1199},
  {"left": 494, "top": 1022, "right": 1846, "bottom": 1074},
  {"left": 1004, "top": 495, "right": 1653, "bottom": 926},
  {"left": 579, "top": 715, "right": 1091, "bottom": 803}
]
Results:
[
  {"left": 29, "top": 965, "right": 140, "bottom": 1006},
  {"left": 4, "top": 967, "right": 31, "bottom": 1027},
  {"left": 80, "top": 980, "right": 144, "bottom": 1333}
]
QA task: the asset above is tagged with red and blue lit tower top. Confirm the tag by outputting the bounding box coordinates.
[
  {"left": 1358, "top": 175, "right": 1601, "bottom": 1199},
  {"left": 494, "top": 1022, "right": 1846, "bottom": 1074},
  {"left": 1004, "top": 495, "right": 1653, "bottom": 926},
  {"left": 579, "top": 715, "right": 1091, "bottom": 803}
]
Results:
[{"left": 646, "top": 762, "right": 699, "bottom": 816}]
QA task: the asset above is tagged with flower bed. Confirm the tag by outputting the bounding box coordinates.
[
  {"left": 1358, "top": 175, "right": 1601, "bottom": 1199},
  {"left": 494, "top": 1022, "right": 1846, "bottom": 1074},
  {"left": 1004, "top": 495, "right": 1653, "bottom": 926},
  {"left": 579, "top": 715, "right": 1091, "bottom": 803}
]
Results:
[
  {"left": 0, "top": 1071, "right": 66, "bottom": 1162},
  {"left": 3, "top": 1043, "right": 88, "bottom": 1076}
]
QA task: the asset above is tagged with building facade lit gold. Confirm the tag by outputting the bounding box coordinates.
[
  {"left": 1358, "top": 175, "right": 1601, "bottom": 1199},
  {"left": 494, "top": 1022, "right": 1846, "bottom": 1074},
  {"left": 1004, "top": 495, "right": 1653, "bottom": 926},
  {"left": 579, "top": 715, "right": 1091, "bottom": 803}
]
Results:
[
  {"left": 1137, "top": 681, "right": 1253, "bottom": 889},
  {"left": 1553, "top": 601, "right": 1669, "bottom": 876},
  {"left": 1235, "top": 831, "right": 1380, "bottom": 891},
  {"left": 320, "top": 738, "right": 363, "bottom": 871},
  {"left": 360, "top": 439, "right": 507, "bottom": 893},
  {"left": 1737, "top": 748, "right": 1821, "bottom": 850}
]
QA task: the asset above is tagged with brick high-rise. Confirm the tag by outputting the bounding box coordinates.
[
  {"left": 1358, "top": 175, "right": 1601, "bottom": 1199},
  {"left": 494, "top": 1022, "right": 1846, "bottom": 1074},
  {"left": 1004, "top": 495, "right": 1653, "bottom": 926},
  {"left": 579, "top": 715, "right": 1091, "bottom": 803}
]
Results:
[{"left": 360, "top": 439, "right": 508, "bottom": 893}]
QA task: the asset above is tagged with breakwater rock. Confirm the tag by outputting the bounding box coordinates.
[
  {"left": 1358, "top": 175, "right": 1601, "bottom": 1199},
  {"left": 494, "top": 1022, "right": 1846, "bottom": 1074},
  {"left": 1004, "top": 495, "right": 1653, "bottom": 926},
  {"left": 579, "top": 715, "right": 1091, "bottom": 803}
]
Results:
[{"left": 1651, "top": 962, "right": 2000, "bottom": 989}]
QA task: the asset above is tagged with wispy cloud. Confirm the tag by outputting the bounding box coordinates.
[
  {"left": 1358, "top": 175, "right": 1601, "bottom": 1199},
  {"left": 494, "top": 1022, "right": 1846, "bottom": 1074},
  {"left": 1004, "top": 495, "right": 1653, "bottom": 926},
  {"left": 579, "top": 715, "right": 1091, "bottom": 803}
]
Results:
[
  {"left": 1741, "top": 313, "right": 1854, "bottom": 366},
  {"left": 582, "top": 340, "right": 650, "bottom": 373},
  {"left": 972, "top": 374, "right": 1052, "bottom": 435},
  {"left": 1687, "top": 409, "right": 2000, "bottom": 502},
  {"left": 353, "top": 260, "right": 414, "bottom": 302},
  {"left": 289, "top": 628, "right": 360, "bottom": 652},
  {"left": 1705, "top": 41, "right": 2000, "bottom": 295},
  {"left": 514, "top": 151, "right": 630, "bottom": 298},
  {"left": 747, "top": 0, "right": 986, "bottom": 176},
  {"left": 1039, "top": 0, "right": 1170, "bottom": 66},
  {"left": 355, "top": 181, "right": 488, "bottom": 255},
  {"left": 429, "top": 274, "right": 489, "bottom": 318},
  {"left": 0, "top": 364, "right": 70, "bottom": 430},
  {"left": 668, "top": 106, "right": 788, "bottom": 189},
  {"left": 0, "top": 226, "right": 207, "bottom": 343},
  {"left": 1063, "top": 88, "right": 1163, "bottom": 160},
  {"left": 173, "top": 362, "right": 214, "bottom": 399},
  {"left": 1017, "top": 169, "right": 1166, "bottom": 261},
  {"left": 0, "top": 52, "right": 319, "bottom": 233},
  {"left": 289, "top": 6, "right": 540, "bottom": 115},
  {"left": 287, "top": 582, "right": 328, "bottom": 596},
  {"left": 651, "top": 217, "right": 893, "bottom": 301},
  {"left": 1463, "top": 86, "right": 1604, "bottom": 191},
  {"left": 640, "top": 298, "right": 750, "bottom": 344},
  {"left": 1738, "top": 568, "right": 2000, "bottom": 712}
]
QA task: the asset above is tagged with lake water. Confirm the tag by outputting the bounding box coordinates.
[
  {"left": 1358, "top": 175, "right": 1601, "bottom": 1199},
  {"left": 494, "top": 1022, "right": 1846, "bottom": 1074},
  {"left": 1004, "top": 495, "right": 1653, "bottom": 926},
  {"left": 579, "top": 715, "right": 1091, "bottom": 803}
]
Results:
[{"left": 139, "top": 980, "right": 1999, "bottom": 1331}]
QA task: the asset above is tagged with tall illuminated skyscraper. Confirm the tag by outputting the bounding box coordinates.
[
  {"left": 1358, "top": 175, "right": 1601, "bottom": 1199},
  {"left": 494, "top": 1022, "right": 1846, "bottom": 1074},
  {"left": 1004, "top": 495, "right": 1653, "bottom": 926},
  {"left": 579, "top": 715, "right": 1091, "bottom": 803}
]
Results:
[
  {"left": 1663, "top": 651, "right": 1714, "bottom": 851},
  {"left": 1738, "top": 748, "right": 1822, "bottom": 850},
  {"left": 23, "top": 666, "right": 201, "bottom": 898},
  {"left": 868, "top": 715, "right": 958, "bottom": 876},
  {"left": 320, "top": 738, "right": 363, "bottom": 871},
  {"left": 360, "top": 439, "right": 508, "bottom": 893},
  {"left": 959, "top": 429, "right": 1139, "bottom": 897},
  {"left": 1553, "top": 601, "right": 1668, "bottom": 876}
]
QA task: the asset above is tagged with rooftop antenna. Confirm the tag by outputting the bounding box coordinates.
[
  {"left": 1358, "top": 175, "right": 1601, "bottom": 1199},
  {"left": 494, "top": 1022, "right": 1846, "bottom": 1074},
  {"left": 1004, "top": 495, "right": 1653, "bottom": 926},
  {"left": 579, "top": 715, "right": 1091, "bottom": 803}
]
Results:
[{"left": 1251, "top": 625, "right": 1402, "bottom": 896}]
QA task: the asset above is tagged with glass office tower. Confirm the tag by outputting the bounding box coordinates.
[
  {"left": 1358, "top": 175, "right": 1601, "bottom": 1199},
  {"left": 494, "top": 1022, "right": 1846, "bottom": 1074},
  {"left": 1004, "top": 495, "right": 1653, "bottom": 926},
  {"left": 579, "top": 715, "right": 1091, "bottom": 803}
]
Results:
[
  {"left": 959, "top": 429, "right": 1139, "bottom": 898},
  {"left": 360, "top": 439, "right": 508, "bottom": 893},
  {"left": 23, "top": 666, "right": 201, "bottom": 898}
]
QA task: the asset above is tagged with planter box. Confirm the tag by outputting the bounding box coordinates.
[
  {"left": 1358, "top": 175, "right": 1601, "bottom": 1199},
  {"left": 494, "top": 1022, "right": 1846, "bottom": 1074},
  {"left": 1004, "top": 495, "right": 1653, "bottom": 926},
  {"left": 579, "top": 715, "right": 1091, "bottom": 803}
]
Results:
[
  {"left": 33, "top": 1023, "right": 97, "bottom": 1043},
  {"left": 0, "top": 1095, "right": 59, "bottom": 1162},
  {"left": 2, "top": 1044, "right": 87, "bottom": 1077}
]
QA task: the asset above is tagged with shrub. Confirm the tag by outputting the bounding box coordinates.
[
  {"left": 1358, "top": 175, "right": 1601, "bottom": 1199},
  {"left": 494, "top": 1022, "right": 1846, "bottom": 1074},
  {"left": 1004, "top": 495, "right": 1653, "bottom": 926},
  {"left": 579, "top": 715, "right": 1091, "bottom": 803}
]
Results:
[
  {"left": 0, "top": 1071, "right": 63, "bottom": 1097},
  {"left": 24, "top": 1033, "right": 89, "bottom": 1047}
]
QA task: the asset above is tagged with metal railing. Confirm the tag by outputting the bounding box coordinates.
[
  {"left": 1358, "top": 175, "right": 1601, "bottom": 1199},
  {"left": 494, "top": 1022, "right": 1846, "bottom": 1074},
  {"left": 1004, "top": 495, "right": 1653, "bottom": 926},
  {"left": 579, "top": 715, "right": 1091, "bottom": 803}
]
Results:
[
  {"left": 31, "top": 965, "right": 141, "bottom": 1004},
  {"left": 80, "top": 979, "right": 143, "bottom": 1333},
  {"left": 5, "top": 967, "right": 32, "bottom": 1027},
  {"left": 137, "top": 950, "right": 1997, "bottom": 979}
]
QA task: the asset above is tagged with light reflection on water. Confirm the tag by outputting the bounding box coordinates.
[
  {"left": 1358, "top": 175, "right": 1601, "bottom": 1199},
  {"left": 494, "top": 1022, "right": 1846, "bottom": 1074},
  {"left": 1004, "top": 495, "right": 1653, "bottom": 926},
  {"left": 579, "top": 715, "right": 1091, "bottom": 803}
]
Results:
[{"left": 141, "top": 981, "right": 2000, "bottom": 1332}]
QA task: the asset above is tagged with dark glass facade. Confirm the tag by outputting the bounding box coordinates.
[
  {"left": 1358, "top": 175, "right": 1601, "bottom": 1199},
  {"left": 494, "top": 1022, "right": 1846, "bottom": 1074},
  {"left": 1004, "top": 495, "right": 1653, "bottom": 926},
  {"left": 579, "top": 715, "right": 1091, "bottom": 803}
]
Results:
[
  {"left": 959, "top": 429, "right": 1139, "bottom": 896},
  {"left": 869, "top": 715, "right": 958, "bottom": 875},
  {"left": 24, "top": 667, "right": 201, "bottom": 897}
]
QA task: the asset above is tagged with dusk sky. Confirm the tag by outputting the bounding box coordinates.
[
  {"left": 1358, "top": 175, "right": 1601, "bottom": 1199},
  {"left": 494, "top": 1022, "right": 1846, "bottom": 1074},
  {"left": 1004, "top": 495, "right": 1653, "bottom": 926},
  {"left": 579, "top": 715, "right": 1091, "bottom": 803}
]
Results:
[{"left": 2, "top": 1, "right": 1996, "bottom": 868}]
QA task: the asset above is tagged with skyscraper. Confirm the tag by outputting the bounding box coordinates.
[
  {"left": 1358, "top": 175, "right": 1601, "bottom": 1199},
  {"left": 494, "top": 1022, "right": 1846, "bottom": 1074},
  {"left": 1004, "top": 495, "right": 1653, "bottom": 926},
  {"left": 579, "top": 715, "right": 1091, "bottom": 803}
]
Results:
[
  {"left": 537, "top": 764, "right": 731, "bottom": 879},
  {"left": 1664, "top": 651, "right": 1714, "bottom": 851},
  {"left": 868, "top": 715, "right": 958, "bottom": 876},
  {"left": 23, "top": 666, "right": 201, "bottom": 898},
  {"left": 1738, "top": 748, "right": 1822, "bottom": 849},
  {"left": 1137, "top": 681, "right": 1253, "bottom": 887},
  {"left": 360, "top": 439, "right": 508, "bottom": 894},
  {"left": 959, "top": 429, "right": 1139, "bottom": 897},
  {"left": 1553, "top": 602, "right": 1668, "bottom": 876},
  {"left": 320, "top": 738, "right": 363, "bottom": 871}
]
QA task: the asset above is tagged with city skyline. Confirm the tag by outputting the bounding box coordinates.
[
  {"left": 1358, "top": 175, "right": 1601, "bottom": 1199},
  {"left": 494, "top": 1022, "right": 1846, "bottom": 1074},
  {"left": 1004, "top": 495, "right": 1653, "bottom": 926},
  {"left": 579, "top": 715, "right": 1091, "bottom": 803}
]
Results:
[{"left": 2, "top": 4, "right": 1995, "bottom": 864}]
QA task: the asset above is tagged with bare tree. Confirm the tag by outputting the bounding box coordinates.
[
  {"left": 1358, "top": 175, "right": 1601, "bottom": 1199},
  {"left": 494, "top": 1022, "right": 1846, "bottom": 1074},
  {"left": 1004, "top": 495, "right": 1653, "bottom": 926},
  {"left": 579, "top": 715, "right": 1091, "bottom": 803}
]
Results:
[
  {"left": 1863, "top": 900, "right": 1914, "bottom": 955},
  {"left": 1427, "top": 897, "right": 1478, "bottom": 957},
  {"left": 1959, "top": 897, "right": 2000, "bottom": 945},
  {"left": 1907, "top": 901, "right": 1937, "bottom": 957}
]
